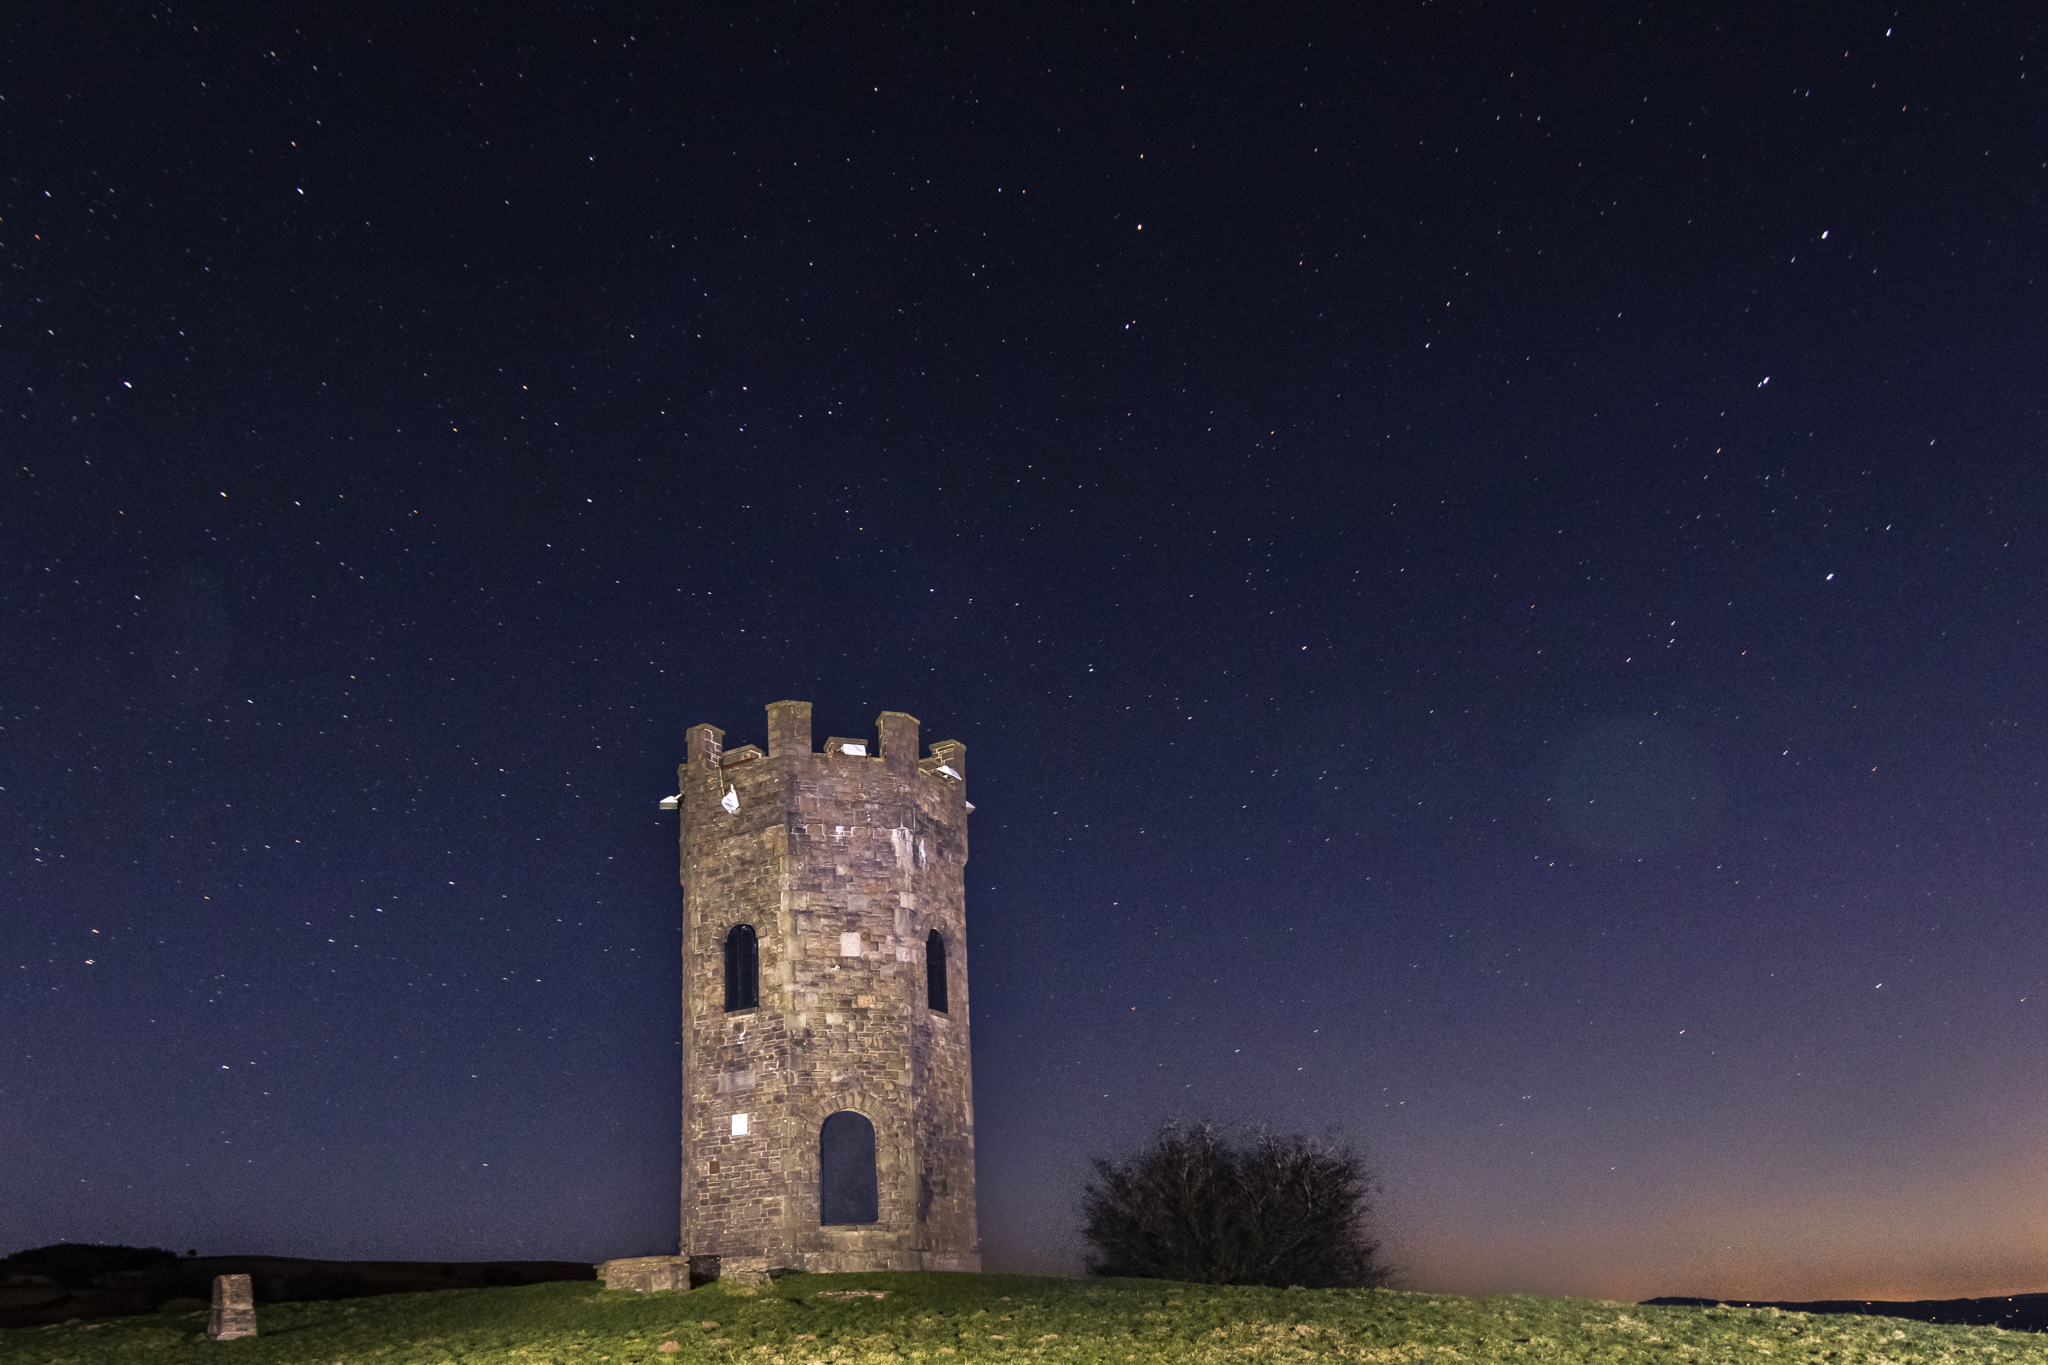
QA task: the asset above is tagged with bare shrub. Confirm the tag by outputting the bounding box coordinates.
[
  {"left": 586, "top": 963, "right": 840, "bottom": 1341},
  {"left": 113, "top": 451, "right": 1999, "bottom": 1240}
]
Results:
[{"left": 1081, "top": 1122, "right": 1390, "bottom": 1288}]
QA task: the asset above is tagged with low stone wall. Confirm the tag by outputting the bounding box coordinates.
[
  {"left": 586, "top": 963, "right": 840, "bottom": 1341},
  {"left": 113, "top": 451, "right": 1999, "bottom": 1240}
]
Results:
[
  {"left": 919, "top": 1251, "right": 982, "bottom": 1273},
  {"left": 594, "top": 1257, "right": 687, "bottom": 1293},
  {"left": 597, "top": 1250, "right": 980, "bottom": 1291}
]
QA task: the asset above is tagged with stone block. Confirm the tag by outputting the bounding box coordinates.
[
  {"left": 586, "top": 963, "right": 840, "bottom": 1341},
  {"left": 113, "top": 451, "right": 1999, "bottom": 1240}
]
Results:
[
  {"left": 207, "top": 1274, "right": 255, "bottom": 1341},
  {"left": 595, "top": 1256, "right": 686, "bottom": 1293},
  {"left": 715, "top": 1254, "right": 770, "bottom": 1285},
  {"left": 920, "top": 1250, "right": 983, "bottom": 1273}
]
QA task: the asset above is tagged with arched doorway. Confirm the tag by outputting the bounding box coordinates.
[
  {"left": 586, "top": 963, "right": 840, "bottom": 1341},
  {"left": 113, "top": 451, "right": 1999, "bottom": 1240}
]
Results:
[{"left": 819, "top": 1111, "right": 879, "bottom": 1224}]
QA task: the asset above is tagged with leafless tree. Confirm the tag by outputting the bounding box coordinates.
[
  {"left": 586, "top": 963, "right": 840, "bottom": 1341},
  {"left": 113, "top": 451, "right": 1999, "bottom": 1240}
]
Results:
[{"left": 1081, "top": 1121, "right": 1391, "bottom": 1288}]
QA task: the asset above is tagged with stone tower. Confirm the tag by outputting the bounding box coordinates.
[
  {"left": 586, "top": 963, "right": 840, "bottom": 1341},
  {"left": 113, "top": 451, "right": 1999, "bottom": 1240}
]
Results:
[{"left": 674, "top": 701, "right": 978, "bottom": 1279}]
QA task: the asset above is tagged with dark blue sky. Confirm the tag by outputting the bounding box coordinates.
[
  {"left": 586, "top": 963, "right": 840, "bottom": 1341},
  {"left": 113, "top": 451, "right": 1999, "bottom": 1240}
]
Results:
[{"left": 5, "top": 5, "right": 2045, "bottom": 1301}]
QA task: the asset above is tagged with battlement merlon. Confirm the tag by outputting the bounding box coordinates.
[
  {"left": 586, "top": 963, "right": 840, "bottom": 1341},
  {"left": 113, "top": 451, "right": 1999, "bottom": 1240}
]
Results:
[
  {"left": 872, "top": 710, "right": 914, "bottom": 776},
  {"left": 924, "top": 739, "right": 966, "bottom": 784},
  {"left": 680, "top": 705, "right": 965, "bottom": 795},
  {"left": 766, "top": 700, "right": 812, "bottom": 757},
  {"left": 685, "top": 723, "right": 725, "bottom": 770}
]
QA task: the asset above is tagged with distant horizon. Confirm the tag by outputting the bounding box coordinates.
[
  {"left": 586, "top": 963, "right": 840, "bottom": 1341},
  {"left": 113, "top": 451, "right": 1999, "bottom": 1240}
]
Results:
[{"left": 15, "top": 1237, "right": 2048, "bottom": 1309}]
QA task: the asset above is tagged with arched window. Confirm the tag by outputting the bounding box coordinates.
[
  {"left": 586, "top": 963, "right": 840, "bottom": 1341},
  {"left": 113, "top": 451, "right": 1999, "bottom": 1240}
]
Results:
[
  {"left": 723, "top": 924, "right": 758, "bottom": 1011},
  {"left": 819, "top": 1111, "right": 879, "bottom": 1224},
  {"left": 925, "top": 929, "right": 949, "bottom": 1013}
]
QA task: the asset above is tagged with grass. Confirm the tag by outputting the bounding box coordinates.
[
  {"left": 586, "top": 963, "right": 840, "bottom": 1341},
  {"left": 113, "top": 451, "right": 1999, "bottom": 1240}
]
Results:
[{"left": 6, "top": 1272, "right": 2048, "bottom": 1365}]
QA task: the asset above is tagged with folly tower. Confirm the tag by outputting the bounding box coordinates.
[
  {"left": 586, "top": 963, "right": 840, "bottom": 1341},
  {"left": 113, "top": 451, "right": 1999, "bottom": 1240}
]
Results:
[{"left": 672, "top": 701, "right": 978, "bottom": 1280}]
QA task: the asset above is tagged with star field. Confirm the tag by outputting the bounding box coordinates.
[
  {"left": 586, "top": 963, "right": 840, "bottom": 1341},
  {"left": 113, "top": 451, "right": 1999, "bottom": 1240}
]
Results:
[{"left": 4, "top": 6, "right": 2046, "bottom": 1302}]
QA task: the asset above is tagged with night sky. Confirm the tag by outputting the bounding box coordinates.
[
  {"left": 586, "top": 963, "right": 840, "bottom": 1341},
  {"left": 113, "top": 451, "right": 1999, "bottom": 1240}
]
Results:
[{"left": 6, "top": 6, "right": 2046, "bottom": 1305}]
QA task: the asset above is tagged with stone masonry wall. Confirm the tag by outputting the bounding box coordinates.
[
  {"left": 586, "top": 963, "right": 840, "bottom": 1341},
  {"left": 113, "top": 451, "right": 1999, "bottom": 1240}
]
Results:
[{"left": 677, "top": 701, "right": 977, "bottom": 1274}]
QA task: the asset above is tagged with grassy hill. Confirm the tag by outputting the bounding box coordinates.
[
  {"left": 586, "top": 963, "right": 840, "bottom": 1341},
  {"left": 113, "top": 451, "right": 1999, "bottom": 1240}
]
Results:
[{"left": 5, "top": 1272, "right": 2046, "bottom": 1364}]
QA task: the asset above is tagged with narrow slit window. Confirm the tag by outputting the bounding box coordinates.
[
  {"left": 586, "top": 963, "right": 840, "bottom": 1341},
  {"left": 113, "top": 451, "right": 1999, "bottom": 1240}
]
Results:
[
  {"left": 724, "top": 924, "right": 758, "bottom": 1011},
  {"left": 819, "top": 1110, "right": 879, "bottom": 1224},
  {"left": 926, "top": 929, "right": 949, "bottom": 1013}
]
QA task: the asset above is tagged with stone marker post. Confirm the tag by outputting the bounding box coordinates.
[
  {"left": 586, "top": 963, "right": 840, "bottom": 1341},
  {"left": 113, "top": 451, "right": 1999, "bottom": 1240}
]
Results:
[{"left": 207, "top": 1274, "right": 256, "bottom": 1341}]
